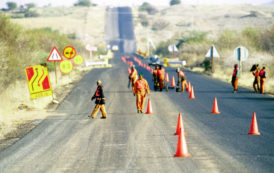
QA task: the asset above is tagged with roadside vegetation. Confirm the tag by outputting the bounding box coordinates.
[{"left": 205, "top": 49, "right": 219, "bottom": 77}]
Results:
[
  {"left": 134, "top": 4, "right": 274, "bottom": 93},
  {"left": 0, "top": 12, "right": 84, "bottom": 91}
]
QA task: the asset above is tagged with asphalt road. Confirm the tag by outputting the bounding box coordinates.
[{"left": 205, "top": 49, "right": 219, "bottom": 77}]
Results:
[{"left": 0, "top": 7, "right": 273, "bottom": 173}]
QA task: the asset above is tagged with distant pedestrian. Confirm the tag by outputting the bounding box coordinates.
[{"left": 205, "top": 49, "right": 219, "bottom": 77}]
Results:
[
  {"left": 231, "top": 64, "right": 240, "bottom": 93},
  {"left": 90, "top": 80, "right": 107, "bottom": 119},
  {"left": 250, "top": 64, "right": 260, "bottom": 93},
  {"left": 134, "top": 73, "right": 150, "bottom": 113},
  {"left": 129, "top": 65, "right": 138, "bottom": 94},
  {"left": 259, "top": 67, "right": 266, "bottom": 94}
]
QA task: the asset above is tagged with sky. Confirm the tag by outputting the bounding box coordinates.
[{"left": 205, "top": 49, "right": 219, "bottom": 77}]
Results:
[{"left": 0, "top": 0, "right": 272, "bottom": 8}]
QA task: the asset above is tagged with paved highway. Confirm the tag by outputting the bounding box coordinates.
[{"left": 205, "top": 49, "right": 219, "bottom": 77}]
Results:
[{"left": 0, "top": 7, "right": 273, "bottom": 173}]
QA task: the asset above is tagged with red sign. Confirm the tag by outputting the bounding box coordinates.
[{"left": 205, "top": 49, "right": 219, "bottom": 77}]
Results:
[{"left": 47, "top": 46, "right": 63, "bottom": 62}]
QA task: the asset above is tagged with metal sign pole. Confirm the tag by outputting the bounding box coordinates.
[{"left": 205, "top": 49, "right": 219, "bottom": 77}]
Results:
[
  {"left": 54, "top": 61, "right": 57, "bottom": 84},
  {"left": 211, "top": 46, "right": 215, "bottom": 73}
]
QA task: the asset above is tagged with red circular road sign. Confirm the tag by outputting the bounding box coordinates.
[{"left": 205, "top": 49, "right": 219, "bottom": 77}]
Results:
[{"left": 63, "top": 46, "right": 76, "bottom": 59}]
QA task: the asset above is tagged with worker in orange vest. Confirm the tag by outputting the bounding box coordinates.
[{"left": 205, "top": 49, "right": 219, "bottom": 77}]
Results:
[
  {"left": 153, "top": 65, "right": 159, "bottom": 83},
  {"left": 90, "top": 80, "right": 107, "bottom": 119},
  {"left": 134, "top": 73, "right": 150, "bottom": 113},
  {"left": 250, "top": 64, "right": 260, "bottom": 93},
  {"left": 176, "top": 68, "right": 188, "bottom": 92},
  {"left": 259, "top": 66, "right": 266, "bottom": 94},
  {"left": 157, "top": 65, "right": 165, "bottom": 91},
  {"left": 231, "top": 64, "right": 240, "bottom": 93},
  {"left": 129, "top": 65, "right": 138, "bottom": 94}
]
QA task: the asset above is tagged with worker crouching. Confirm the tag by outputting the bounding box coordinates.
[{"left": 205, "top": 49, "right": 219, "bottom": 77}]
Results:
[
  {"left": 134, "top": 74, "right": 150, "bottom": 113},
  {"left": 176, "top": 68, "right": 188, "bottom": 92},
  {"left": 91, "top": 80, "right": 107, "bottom": 119},
  {"left": 259, "top": 67, "right": 266, "bottom": 94}
]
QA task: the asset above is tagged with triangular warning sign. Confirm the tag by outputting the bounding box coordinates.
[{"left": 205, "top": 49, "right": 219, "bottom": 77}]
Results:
[
  {"left": 205, "top": 45, "right": 220, "bottom": 58},
  {"left": 47, "top": 46, "right": 63, "bottom": 62}
]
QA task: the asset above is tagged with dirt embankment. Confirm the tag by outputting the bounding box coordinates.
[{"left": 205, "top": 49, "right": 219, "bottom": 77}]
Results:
[{"left": 0, "top": 66, "right": 93, "bottom": 150}]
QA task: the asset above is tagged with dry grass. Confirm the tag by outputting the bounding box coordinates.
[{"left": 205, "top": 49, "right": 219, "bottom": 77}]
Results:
[
  {"left": 11, "top": 6, "right": 106, "bottom": 45},
  {"left": 133, "top": 5, "right": 274, "bottom": 50},
  {"left": 0, "top": 65, "right": 93, "bottom": 140}
]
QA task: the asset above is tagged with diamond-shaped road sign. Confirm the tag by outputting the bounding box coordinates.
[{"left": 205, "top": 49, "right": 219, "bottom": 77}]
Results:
[
  {"left": 47, "top": 46, "right": 63, "bottom": 62},
  {"left": 205, "top": 45, "right": 220, "bottom": 58}
]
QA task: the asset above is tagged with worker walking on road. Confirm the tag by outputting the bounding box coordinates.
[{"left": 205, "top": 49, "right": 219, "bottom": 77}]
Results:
[
  {"left": 91, "top": 80, "right": 107, "bottom": 119},
  {"left": 157, "top": 65, "right": 165, "bottom": 91},
  {"left": 231, "top": 64, "right": 240, "bottom": 93},
  {"left": 176, "top": 68, "right": 188, "bottom": 92},
  {"left": 134, "top": 73, "right": 150, "bottom": 113},
  {"left": 259, "top": 66, "right": 266, "bottom": 94},
  {"left": 250, "top": 64, "right": 260, "bottom": 93},
  {"left": 129, "top": 65, "right": 138, "bottom": 94}
]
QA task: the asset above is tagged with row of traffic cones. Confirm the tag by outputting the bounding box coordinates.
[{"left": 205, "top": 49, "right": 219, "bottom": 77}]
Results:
[{"left": 173, "top": 111, "right": 260, "bottom": 158}]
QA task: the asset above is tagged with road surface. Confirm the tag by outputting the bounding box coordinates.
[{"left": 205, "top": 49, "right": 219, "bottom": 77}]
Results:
[{"left": 0, "top": 7, "right": 273, "bottom": 173}]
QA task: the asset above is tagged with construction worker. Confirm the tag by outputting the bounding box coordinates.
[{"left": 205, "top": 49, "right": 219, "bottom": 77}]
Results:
[
  {"left": 91, "top": 80, "right": 107, "bottom": 119},
  {"left": 231, "top": 64, "right": 240, "bottom": 93},
  {"left": 153, "top": 65, "right": 159, "bottom": 82},
  {"left": 157, "top": 65, "right": 165, "bottom": 91},
  {"left": 134, "top": 73, "right": 150, "bottom": 113},
  {"left": 153, "top": 65, "right": 159, "bottom": 91},
  {"left": 176, "top": 68, "right": 188, "bottom": 92},
  {"left": 129, "top": 65, "right": 138, "bottom": 94},
  {"left": 250, "top": 64, "right": 260, "bottom": 93},
  {"left": 259, "top": 66, "right": 266, "bottom": 94}
]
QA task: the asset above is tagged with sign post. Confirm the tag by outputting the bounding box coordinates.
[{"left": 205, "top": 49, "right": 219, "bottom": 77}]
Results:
[
  {"left": 205, "top": 45, "right": 220, "bottom": 73},
  {"left": 47, "top": 46, "right": 63, "bottom": 84},
  {"left": 234, "top": 46, "right": 248, "bottom": 74}
]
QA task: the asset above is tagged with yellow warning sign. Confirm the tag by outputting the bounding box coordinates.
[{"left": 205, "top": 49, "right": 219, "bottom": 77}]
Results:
[
  {"left": 63, "top": 46, "right": 76, "bottom": 59},
  {"left": 25, "top": 64, "right": 53, "bottom": 99},
  {"left": 73, "top": 55, "right": 84, "bottom": 65},
  {"left": 59, "top": 60, "right": 73, "bottom": 74}
]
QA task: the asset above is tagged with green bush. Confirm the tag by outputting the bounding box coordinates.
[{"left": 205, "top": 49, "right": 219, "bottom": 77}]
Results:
[
  {"left": 74, "top": 0, "right": 91, "bottom": 7},
  {"left": 261, "top": 25, "right": 274, "bottom": 53},
  {"left": 217, "top": 29, "right": 239, "bottom": 49},
  {"left": 24, "top": 10, "right": 39, "bottom": 18},
  {"left": 139, "top": 2, "right": 158, "bottom": 15},
  {"left": 241, "top": 27, "right": 262, "bottom": 50},
  {"left": 170, "top": 0, "right": 181, "bottom": 6},
  {"left": 155, "top": 41, "right": 170, "bottom": 57},
  {"left": 6, "top": 2, "right": 17, "bottom": 11}
]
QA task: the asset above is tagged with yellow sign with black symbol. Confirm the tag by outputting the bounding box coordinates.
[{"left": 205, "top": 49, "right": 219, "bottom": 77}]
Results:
[
  {"left": 73, "top": 55, "right": 84, "bottom": 65},
  {"left": 59, "top": 60, "right": 73, "bottom": 74},
  {"left": 25, "top": 64, "right": 53, "bottom": 99},
  {"left": 63, "top": 46, "right": 76, "bottom": 59}
]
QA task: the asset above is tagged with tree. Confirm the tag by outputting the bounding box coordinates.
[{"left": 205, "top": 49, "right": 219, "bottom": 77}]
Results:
[
  {"left": 6, "top": 2, "right": 17, "bottom": 10},
  {"left": 170, "top": 0, "right": 181, "bottom": 6},
  {"left": 138, "top": 2, "right": 158, "bottom": 15},
  {"left": 74, "top": 0, "right": 91, "bottom": 7},
  {"left": 25, "top": 3, "right": 36, "bottom": 10}
]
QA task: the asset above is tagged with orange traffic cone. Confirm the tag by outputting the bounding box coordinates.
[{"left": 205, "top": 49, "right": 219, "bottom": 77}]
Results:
[
  {"left": 174, "top": 128, "right": 191, "bottom": 157},
  {"left": 248, "top": 112, "right": 260, "bottom": 135},
  {"left": 146, "top": 99, "right": 153, "bottom": 114},
  {"left": 174, "top": 113, "right": 185, "bottom": 136},
  {"left": 171, "top": 76, "right": 176, "bottom": 87},
  {"left": 165, "top": 73, "right": 170, "bottom": 83},
  {"left": 187, "top": 82, "right": 191, "bottom": 93},
  {"left": 189, "top": 86, "right": 195, "bottom": 99},
  {"left": 211, "top": 97, "right": 220, "bottom": 114}
]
